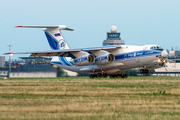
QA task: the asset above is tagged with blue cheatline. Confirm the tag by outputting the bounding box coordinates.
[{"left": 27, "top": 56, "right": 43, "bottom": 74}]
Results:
[{"left": 51, "top": 50, "right": 161, "bottom": 67}]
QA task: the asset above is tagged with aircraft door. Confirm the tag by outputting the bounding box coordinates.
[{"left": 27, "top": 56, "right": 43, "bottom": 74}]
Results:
[
  {"left": 136, "top": 58, "right": 140, "bottom": 63},
  {"left": 124, "top": 53, "right": 129, "bottom": 68},
  {"left": 134, "top": 52, "right": 140, "bottom": 63},
  {"left": 124, "top": 54, "right": 127, "bottom": 59}
]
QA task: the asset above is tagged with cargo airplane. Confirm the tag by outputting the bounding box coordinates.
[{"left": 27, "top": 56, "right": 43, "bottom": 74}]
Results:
[{"left": 4, "top": 25, "right": 168, "bottom": 78}]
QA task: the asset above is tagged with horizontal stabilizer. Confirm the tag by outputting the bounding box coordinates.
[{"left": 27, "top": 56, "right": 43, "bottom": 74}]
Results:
[{"left": 15, "top": 25, "right": 74, "bottom": 31}]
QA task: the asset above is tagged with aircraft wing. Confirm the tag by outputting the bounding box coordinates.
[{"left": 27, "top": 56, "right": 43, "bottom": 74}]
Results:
[{"left": 4, "top": 45, "right": 121, "bottom": 58}]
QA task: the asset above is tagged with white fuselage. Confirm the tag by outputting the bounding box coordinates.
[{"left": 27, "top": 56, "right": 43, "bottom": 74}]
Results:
[{"left": 51, "top": 45, "right": 164, "bottom": 75}]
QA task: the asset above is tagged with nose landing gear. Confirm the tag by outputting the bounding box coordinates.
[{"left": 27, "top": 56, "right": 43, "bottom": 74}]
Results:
[{"left": 140, "top": 69, "right": 149, "bottom": 74}]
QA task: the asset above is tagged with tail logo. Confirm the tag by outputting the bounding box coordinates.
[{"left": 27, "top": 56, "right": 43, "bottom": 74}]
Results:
[
  {"left": 54, "top": 33, "right": 61, "bottom": 37},
  {"left": 58, "top": 39, "right": 65, "bottom": 49}
]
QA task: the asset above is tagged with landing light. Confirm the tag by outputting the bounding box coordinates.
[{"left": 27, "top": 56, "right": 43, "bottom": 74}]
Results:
[{"left": 158, "top": 59, "right": 161, "bottom": 62}]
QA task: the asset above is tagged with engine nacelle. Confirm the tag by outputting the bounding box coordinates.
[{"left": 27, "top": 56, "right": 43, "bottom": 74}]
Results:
[
  {"left": 73, "top": 54, "right": 95, "bottom": 66},
  {"left": 94, "top": 54, "right": 115, "bottom": 65}
]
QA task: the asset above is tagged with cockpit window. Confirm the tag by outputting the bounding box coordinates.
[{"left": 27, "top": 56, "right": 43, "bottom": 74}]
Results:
[{"left": 150, "top": 46, "right": 164, "bottom": 51}]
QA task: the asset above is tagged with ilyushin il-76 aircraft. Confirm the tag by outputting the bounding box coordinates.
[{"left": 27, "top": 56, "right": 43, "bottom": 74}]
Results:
[{"left": 4, "top": 25, "right": 168, "bottom": 78}]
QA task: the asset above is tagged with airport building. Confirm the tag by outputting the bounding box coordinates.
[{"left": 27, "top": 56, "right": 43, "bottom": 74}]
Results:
[
  {"left": 0, "top": 56, "right": 8, "bottom": 77},
  {"left": 103, "top": 26, "right": 125, "bottom": 46},
  {"left": 0, "top": 56, "right": 57, "bottom": 78},
  {"left": 9, "top": 57, "right": 56, "bottom": 78}
]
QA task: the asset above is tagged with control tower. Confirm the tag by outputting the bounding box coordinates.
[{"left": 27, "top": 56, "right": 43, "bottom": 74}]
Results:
[{"left": 103, "top": 26, "right": 125, "bottom": 46}]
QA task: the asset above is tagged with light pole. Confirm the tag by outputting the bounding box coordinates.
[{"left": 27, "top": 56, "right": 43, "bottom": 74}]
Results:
[{"left": 8, "top": 45, "right": 12, "bottom": 76}]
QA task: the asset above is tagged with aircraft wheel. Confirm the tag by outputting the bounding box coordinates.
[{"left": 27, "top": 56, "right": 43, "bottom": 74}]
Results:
[
  {"left": 117, "top": 74, "right": 122, "bottom": 77},
  {"left": 90, "top": 74, "right": 97, "bottom": 78},
  {"left": 123, "top": 74, "right": 128, "bottom": 78},
  {"left": 121, "top": 74, "right": 124, "bottom": 78},
  {"left": 120, "top": 74, "right": 127, "bottom": 78},
  {"left": 140, "top": 69, "right": 144, "bottom": 74},
  {"left": 97, "top": 73, "right": 102, "bottom": 78},
  {"left": 110, "top": 75, "right": 119, "bottom": 78},
  {"left": 140, "top": 69, "right": 149, "bottom": 74},
  {"left": 102, "top": 73, "right": 108, "bottom": 77},
  {"left": 90, "top": 74, "right": 94, "bottom": 78},
  {"left": 94, "top": 74, "right": 97, "bottom": 78},
  {"left": 110, "top": 75, "right": 114, "bottom": 78},
  {"left": 144, "top": 69, "right": 149, "bottom": 74}
]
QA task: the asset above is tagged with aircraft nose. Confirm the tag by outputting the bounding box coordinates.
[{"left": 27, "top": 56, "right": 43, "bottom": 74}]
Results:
[{"left": 161, "top": 50, "right": 168, "bottom": 58}]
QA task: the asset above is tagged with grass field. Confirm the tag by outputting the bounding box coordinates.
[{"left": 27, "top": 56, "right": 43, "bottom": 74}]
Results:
[{"left": 0, "top": 77, "right": 180, "bottom": 120}]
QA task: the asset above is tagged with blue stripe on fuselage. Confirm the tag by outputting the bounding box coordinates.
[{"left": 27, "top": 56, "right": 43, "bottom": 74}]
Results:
[
  {"left": 59, "top": 57, "right": 71, "bottom": 66},
  {"left": 52, "top": 50, "right": 161, "bottom": 67},
  {"left": 115, "top": 50, "right": 160, "bottom": 60}
]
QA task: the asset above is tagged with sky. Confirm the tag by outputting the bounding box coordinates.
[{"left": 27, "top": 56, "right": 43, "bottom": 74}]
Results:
[{"left": 1, "top": 0, "right": 180, "bottom": 60}]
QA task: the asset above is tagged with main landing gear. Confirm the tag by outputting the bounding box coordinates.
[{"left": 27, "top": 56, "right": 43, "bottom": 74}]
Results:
[
  {"left": 110, "top": 74, "right": 127, "bottom": 78},
  {"left": 89, "top": 73, "right": 128, "bottom": 78},
  {"left": 89, "top": 73, "right": 108, "bottom": 78}
]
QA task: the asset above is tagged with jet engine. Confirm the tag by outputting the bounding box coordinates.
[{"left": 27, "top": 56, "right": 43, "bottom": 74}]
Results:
[
  {"left": 94, "top": 53, "right": 115, "bottom": 65},
  {"left": 73, "top": 54, "right": 95, "bottom": 66}
]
